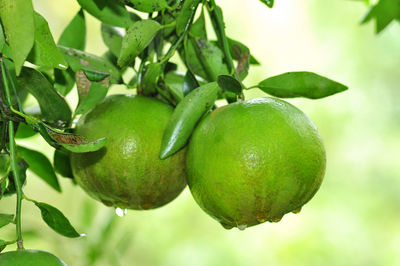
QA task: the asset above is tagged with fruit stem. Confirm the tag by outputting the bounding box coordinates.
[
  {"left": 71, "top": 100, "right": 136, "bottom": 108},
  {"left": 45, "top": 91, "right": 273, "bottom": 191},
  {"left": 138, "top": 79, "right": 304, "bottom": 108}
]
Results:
[
  {"left": 1, "top": 59, "right": 24, "bottom": 249},
  {"left": 159, "top": 0, "right": 202, "bottom": 65},
  {"left": 207, "top": 0, "right": 239, "bottom": 80}
]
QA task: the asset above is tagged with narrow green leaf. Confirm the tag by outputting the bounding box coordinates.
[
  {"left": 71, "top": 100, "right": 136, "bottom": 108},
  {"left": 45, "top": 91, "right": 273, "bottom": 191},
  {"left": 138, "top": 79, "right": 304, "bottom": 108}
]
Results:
[
  {"left": 140, "top": 63, "right": 161, "bottom": 96},
  {"left": 0, "top": 0, "right": 35, "bottom": 75},
  {"left": 34, "top": 201, "right": 81, "bottom": 238},
  {"left": 58, "top": 9, "right": 86, "bottom": 50},
  {"left": 176, "top": 0, "right": 197, "bottom": 36},
  {"left": 258, "top": 71, "right": 348, "bottom": 99},
  {"left": 77, "top": 0, "right": 137, "bottom": 28},
  {"left": 183, "top": 71, "right": 199, "bottom": 96},
  {"left": 28, "top": 12, "right": 68, "bottom": 70},
  {"left": 259, "top": 0, "right": 274, "bottom": 8},
  {"left": 75, "top": 70, "right": 110, "bottom": 115},
  {"left": 54, "top": 149, "right": 73, "bottom": 178},
  {"left": 128, "top": 0, "right": 169, "bottom": 12},
  {"left": 0, "top": 23, "right": 5, "bottom": 52},
  {"left": 0, "top": 214, "right": 14, "bottom": 228},
  {"left": 59, "top": 45, "right": 121, "bottom": 83},
  {"left": 118, "top": 20, "right": 162, "bottom": 67},
  {"left": 17, "top": 67, "right": 72, "bottom": 126},
  {"left": 101, "top": 24, "right": 123, "bottom": 57},
  {"left": 18, "top": 146, "right": 61, "bottom": 192},
  {"left": 160, "top": 82, "right": 221, "bottom": 159},
  {"left": 217, "top": 75, "right": 242, "bottom": 94}
]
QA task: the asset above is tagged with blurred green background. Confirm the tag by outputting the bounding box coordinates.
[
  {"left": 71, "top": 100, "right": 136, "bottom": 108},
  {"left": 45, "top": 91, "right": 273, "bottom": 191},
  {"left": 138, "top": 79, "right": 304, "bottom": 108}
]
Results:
[{"left": 1, "top": 0, "right": 400, "bottom": 265}]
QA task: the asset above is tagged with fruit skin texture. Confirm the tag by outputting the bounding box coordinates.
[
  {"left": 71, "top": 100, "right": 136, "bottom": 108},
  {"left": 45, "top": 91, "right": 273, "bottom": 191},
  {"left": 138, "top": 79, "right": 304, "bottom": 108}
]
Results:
[
  {"left": 70, "top": 95, "right": 187, "bottom": 210},
  {"left": 0, "top": 249, "right": 66, "bottom": 266},
  {"left": 186, "top": 97, "right": 326, "bottom": 229}
]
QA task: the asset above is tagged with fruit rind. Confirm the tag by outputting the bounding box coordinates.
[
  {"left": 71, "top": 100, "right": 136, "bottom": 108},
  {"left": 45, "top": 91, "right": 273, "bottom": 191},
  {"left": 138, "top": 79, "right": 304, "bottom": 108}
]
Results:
[
  {"left": 186, "top": 97, "right": 326, "bottom": 229},
  {"left": 70, "top": 95, "right": 187, "bottom": 210}
]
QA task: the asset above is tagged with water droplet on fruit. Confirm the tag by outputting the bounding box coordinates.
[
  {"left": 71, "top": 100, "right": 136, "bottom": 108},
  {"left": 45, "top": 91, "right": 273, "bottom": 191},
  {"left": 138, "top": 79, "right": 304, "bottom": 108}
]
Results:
[
  {"left": 237, "top": 224, "right": 247, "bottom": 231},
  {"left": 292, "top": 207, "right": 302, "bottom": 214},
  {"left": 115, "top": 207, "right": 127, "bottom": 217},
  {"left": 220, "top": 222, "right": 233, "bottom": 230}
]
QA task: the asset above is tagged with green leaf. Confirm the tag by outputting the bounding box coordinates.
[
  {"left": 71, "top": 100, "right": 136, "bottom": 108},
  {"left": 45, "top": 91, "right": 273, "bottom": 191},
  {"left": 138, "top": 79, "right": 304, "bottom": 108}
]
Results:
[
  {"left": 77, "top": 0, "right": 137, "bottom": 28},
  {"left": 0, "top": 153, "right": 9, "bottom": 176},
  {"left": 54, "top": 68, "right": 75, "bottom": 96},
  {"left": 15, "top": 123, "right": 38, "bottom": 139},
  {"left": 75, "top": 70, "right": 110, "bottom": 115},
  {"left": 259, "top": 0, "right": 274, "bottom": 8},
  {"left": 139, "top": 63, "right": 161, "bottom": 96},
  {"left": 128, "top": 0, "right": 169, "bottom": 12},
  {"left": 176, "top": 0, "right": 197, "bottom": 36},
  {"left": 118, "top": 20, "right": 162, "bottom": 67},
  {"left": 227, "top": 38, "right": 259, "bottom": 65},
  {"left": 58, "top": 9, "right": 86, "bottom": 51},
  {"left": 0, "top": 214, "right": 14, "bottom": 228},
  {"left": 59, "top": 45, "right": 121, "bottom": 83},
  {"left": 18, "top": 146, "right": 61, "bottom": 192},
  {"left": 184, "top": 37, "right": 229, "bottom": 81},
  {"left": 0, "top": 0, "right": 35, "bottom": 75},
  {"left": 3, "top": 157, "right": 28, "bottom": 197},
  {"left": 0, "top": 23, "right": 5, "bottom": 52},
  {"left": 27, "top": 12, "right": 68, "bottom": 70},
  {"left": 164, "top": 72, "right": 184, "bottom": 100},
  {"left": 160, "top": 82, "right": 221, "bottom": 159},
  {"left": 183, "top": 70, "right": 199, "bottom": 96},
  {"left": 34, "top": 201, "right": 81, "bottom": 238},
  {"left": 101, "top": 24, "right": 123, "bottom": 57},
  {"left": 17, "top": 67, "right": 72, "bottom": 126},
  {"left": 190, "top": 9, "right": 207, "bottom": 39},
  {"left": 54, "top": 149, "right": 73, "bottom": 178},
  {"left": 257, "top": 71, "right": 348, "bottom": 99},
  {"left": 361, "top": 0, "right": 400, "bottom": 33},
  {"left": 217, "top": 75, "right": 242, "bottom": 94}
]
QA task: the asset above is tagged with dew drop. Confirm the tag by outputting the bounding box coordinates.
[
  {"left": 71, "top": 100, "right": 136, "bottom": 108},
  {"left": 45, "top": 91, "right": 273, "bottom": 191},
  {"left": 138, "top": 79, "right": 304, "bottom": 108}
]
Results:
[
  {"left": 292, "top": 207, "right": 302, "bottom": 214},
  {"left": 115, "top": 207, "right": 126, "bottom": 217},
  {"left": 237, "top": 224, "right": 247, "bottom": 231}
]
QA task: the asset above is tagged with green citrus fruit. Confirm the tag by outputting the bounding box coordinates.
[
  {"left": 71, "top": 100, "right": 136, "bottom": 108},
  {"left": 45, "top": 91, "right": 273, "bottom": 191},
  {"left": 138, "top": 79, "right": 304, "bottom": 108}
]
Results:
[
  {"left": 186, "top": 97, "right": 326, "bottom": 230},
  {"left": 70, "top": 95, "right": 186, "bottom": 210},
  {"left": 0, "top": 249, "right": 66, "bottom": 266}
]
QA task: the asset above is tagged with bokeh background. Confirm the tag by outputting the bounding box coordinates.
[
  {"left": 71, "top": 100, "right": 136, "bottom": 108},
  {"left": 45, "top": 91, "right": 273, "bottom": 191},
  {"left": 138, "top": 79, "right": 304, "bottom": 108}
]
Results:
[{"left": 1, "top": 0, "right": 400, "bottom": 265}]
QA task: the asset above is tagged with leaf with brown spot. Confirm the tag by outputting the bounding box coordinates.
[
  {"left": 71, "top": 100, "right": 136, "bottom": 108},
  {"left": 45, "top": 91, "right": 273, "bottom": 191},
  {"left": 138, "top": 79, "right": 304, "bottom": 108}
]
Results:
[{"left": 75, "top": 70, "right": 111, "bottom": 115}]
